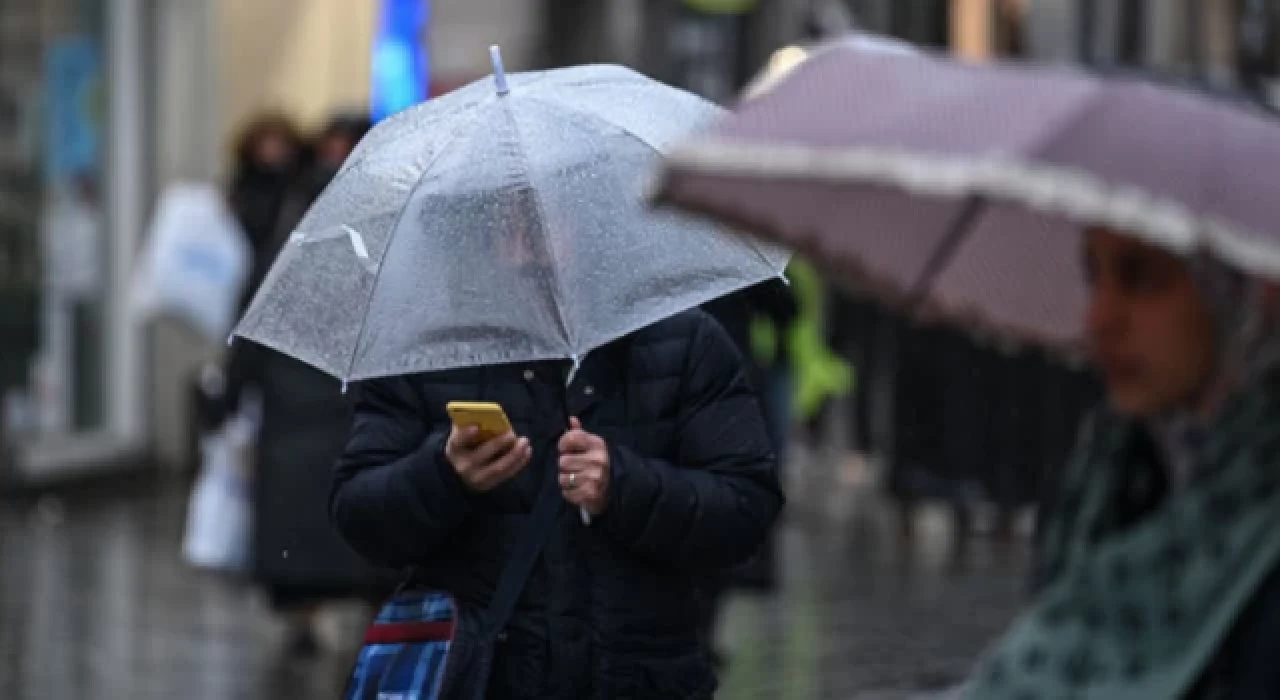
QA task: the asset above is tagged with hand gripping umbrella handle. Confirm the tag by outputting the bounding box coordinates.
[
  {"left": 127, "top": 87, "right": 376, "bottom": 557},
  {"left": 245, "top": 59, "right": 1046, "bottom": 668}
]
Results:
[{"left": 563, "top": 356, "right": 592, "bottom": 527}]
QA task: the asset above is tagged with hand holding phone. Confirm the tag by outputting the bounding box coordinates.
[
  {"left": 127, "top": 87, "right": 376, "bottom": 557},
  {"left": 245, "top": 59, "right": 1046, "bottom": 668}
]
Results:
[{"left": 445, "top": 402, "right": 531, "bottom": 492}]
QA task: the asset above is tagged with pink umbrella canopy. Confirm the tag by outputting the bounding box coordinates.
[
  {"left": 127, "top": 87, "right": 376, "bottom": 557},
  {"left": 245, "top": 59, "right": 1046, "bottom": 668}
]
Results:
[{"left": 653, "top": 37, "right": 1280, "bottom": 352}]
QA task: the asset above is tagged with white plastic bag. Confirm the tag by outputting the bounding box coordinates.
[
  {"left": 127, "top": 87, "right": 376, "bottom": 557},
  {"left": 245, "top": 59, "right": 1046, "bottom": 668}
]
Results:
[
  {"left": 182, "top": 412, "right": 256, "bottom": 573},
  {"left": 131, "top": 183, "right": 251, "bottom": 342}
]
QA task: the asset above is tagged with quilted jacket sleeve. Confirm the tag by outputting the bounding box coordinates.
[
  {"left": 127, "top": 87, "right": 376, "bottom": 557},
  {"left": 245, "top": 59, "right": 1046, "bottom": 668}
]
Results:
[
  {"left": 330, "top": 375, "right": 473, "bottom": 568},
  {"left": 600, "top": 315, "right": 784, "bottom": 570}
]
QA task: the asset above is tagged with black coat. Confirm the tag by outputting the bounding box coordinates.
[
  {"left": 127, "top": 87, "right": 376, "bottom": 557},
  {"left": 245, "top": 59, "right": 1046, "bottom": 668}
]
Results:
[
  {"left": 239, "top": 344, "right": 390, "bottom": 599},
  {"left": 224, "top": 167, "right": 391, "bottom": 603},
  {"left": 331, "top": 310, "right": 783, "bottom": 699},
  {"left": 228, "top": 167, "right": 294, "bottom": 315},
  {"left": 827, "top": 293, "right": 881, "bottom": 453},
  {"left": 701, "top": 279, "right": 798, "bottom": 365}
]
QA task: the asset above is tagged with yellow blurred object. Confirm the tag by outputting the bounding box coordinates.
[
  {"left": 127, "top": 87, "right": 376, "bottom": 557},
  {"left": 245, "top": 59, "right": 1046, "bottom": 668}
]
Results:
[
  {"left": 950, "top": 0, "right": 996, "bottom": 61},
  {"left": 682, "top": 0, "right": 759, "bottom": 15},
  {"left": 743, "top": 45, "right": 811, "bottom": 100},
  {"left": 749, "top": 260, "right": 853, "bottom": 421}
]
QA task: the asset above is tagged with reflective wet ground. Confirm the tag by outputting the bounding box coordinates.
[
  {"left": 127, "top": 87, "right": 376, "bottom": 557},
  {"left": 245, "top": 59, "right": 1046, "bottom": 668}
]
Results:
[{"left": 0, "top": 451, "right": 1028, "bottom": 699}]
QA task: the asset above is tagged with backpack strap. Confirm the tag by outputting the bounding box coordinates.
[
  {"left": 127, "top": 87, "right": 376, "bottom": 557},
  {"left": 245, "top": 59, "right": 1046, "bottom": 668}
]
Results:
[{"left": 479, "top": 447, "right": 564, "bottom": 640}]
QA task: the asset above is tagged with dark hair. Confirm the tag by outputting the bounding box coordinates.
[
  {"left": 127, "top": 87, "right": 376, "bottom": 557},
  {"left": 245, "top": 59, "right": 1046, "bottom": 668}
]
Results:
[
  {"left": 317, "top": 112, "right": 374, "bottom": 145},
  {"left": 231, "top": 112, "right": 304, "bottom": 169}
]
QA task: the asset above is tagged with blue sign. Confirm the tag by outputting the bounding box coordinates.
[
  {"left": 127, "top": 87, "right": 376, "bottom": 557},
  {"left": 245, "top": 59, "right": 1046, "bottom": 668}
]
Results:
[
  {"left": 44, "top": 36, "right": 102, "bottom": 186},
  {"left": 371, "top": 0, "right": 430, "bottom": 122}
]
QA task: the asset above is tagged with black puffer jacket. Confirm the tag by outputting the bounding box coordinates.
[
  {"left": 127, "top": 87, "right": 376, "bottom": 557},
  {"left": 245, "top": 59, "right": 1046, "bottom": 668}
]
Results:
[{"left": 331, "top": 310, "right": 783, "bottom": 699}]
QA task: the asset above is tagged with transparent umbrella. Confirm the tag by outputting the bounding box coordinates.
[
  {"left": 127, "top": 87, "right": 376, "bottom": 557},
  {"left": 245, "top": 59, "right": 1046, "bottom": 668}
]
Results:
[{"left": 235, "top": 48, "right": 789, "bottom": 383}]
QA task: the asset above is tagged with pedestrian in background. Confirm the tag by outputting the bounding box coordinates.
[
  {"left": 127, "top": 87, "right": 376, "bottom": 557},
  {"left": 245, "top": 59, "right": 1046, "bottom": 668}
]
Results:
[{"left": 221, "top": 112, "right": 391, "bottom": 657}]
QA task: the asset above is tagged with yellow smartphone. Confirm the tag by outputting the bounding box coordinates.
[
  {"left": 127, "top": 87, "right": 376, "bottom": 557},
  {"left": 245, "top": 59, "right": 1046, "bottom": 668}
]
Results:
[{"left": 445, "top": 401, "right": 514, "bottom": 442}]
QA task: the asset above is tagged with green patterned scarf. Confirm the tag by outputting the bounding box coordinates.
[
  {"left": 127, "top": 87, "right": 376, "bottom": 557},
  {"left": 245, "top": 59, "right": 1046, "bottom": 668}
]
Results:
[{"left": 964, "top": 372, "right": 1280, "bottom": 699}]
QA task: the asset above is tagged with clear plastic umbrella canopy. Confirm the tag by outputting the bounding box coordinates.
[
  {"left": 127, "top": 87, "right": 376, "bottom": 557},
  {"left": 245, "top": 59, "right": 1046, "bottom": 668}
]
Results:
[{"left": 235, "top": 56, "right": 789, "bottom": 382}]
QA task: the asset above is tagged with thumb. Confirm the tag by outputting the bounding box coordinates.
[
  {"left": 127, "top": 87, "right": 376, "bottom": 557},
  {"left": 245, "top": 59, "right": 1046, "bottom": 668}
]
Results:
[{"left": 568, "top": 416, "right": 583, "bottom": 431}]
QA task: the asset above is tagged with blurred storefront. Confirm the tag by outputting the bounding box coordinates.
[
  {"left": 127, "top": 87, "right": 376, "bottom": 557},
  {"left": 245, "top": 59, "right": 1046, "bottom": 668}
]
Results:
[
  {"left": 0, "top": 0, "right": 148, "bottom": 481},
  {"left": 1019, "top": 0, "right": 1280, "bottom": 98}
]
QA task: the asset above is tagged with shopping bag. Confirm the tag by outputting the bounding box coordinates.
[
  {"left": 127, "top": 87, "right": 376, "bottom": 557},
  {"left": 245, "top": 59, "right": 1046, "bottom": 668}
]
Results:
[
  {"left": 131, "top": 182, "right": 250, "bottom": 342},
  {"left": 182, "top": 414, "right": 255, "bottom": 573}
]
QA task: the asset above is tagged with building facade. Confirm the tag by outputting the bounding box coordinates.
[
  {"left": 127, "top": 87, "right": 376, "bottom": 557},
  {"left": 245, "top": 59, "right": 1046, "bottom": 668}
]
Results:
[
  {"left": 0, "top": 0, "right": 148, "bottom": 482},
  {"left": 0, "top": 0, "right": 394, "bottom": 480}
]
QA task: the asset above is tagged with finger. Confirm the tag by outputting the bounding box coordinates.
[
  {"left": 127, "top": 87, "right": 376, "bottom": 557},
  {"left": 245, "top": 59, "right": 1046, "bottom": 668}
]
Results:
[
  {"left": 559, "top": 436, "right": 586, "bottom": 455},
  {"left": 470, "top": 432, "right": 519, "bottom": 464},
  {"left": 558, "top": 429, "right": 592, "bottom": 454},
  {"left": 560, "top": 478, "right": 593, "bottom": 504},
  {"left": 564, "top": 482, "right": 601, "bottom": 509},
  {"left": 492, "top": 437, "right": 533, "bottom": 474},
  {"left": 473, "top": 439, "right": 531, "bottom": 488},
  {"left": 451, "top": 424, "right": 485, "bottom": 448},
  {"left": 558, "top": 454, "right": 592, "bottom": 473},
  {"left": 559, "top": 472, "right": 579, "bottom": 492},
  {"left": 569, "top": 417, "right": 582, "bottom": 431},
  {"left": 560, "top": 464, "right": 603, "bottom": 489}
]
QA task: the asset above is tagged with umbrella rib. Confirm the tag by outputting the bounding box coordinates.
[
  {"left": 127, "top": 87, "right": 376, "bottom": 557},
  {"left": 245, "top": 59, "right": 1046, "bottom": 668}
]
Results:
[
  {"left": 527, "top": 93, "right": 790, "bottom": 280},
  {"left": 341, "top": 122, "right": 476, "bottom": 382},
  {"left": 906, "top": 195, "right": 985, "bottom": 307},
  {"left": 522, "top": 93, "right": 690, "bottom": 163},
  {"left": 499, "top": 104, "right": 577, "bottom": 355}
]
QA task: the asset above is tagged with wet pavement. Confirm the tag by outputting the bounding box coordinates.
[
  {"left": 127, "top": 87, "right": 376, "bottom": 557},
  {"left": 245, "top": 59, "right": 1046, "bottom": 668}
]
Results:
[{"left": 0, "top": 451, "right": 1028, "bottom": 699}]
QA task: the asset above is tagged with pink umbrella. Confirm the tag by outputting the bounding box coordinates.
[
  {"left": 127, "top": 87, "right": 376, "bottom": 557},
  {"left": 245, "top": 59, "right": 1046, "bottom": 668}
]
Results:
[{"left": 653, "top": 37, "right": 1280, "bottom": 352}]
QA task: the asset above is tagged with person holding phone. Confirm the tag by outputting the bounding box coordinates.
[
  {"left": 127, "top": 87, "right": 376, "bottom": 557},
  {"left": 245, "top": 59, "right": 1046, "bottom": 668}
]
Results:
[{"left": 330, "top": 310, "right": 782, "bottom": 699}]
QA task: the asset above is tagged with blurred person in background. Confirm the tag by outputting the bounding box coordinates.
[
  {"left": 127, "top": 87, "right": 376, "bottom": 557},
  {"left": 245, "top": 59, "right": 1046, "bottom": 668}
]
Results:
[
  {"left": 227, "top": 113, "right": 304, "bottom": 316},
  {"left": 699, "top": 278, "right": 797, "bottom": 665},
  {"left": 220, "top": 112, "right": 388, "bottom": 657},
  {"left": 273, "top": 113, "right": 372, "bottom": 229},
  {"left": 966, "top": 227, "right": 1280, "bottom": 698},
  {"left": 191, "top": 116, "right": 304, "bottom": 459}
]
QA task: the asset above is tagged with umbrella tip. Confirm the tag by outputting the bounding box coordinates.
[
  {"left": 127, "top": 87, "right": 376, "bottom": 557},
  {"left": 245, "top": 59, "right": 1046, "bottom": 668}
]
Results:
[{"left": 489, "top": 45, "right": 510, "bottom": 96}]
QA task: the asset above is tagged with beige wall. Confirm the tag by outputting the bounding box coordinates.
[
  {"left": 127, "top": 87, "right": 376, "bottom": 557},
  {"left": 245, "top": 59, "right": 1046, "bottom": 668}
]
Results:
[{"left": 215, "top": 0, "right": 377, "bottom": 166}]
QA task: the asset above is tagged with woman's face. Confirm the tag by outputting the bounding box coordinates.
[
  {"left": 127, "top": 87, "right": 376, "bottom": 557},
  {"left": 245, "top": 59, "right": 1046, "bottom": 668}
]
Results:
[
  {"left": 252, "top": 130, "right": 296, "bottom": 170},
  {"left": 317, "top": 133, "right": 357, "bottom": 169},
  {"left": 1083, "top": 227, "right": 1219, "bottom": 416}
]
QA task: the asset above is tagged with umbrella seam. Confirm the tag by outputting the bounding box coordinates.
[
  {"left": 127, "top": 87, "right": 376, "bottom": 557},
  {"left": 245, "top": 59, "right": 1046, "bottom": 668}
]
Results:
[
  {"left": 499, "top": 101, "right": 578, "bottom": 356},
  {"left": 1019, "top": 79, "right": 1108, "bottom": 166},
  {"left": 341, "top": 120, "right": 478, "bottom": 382}
]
